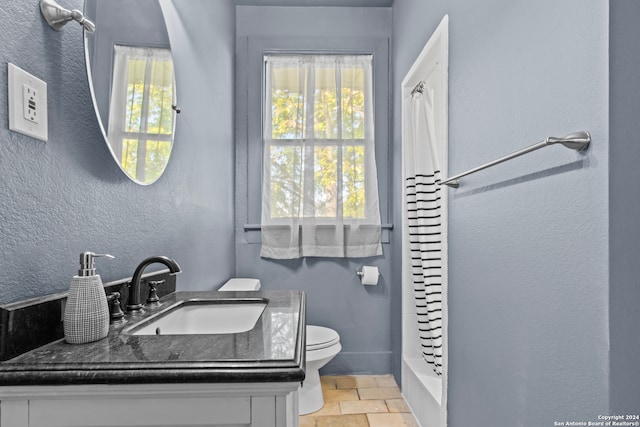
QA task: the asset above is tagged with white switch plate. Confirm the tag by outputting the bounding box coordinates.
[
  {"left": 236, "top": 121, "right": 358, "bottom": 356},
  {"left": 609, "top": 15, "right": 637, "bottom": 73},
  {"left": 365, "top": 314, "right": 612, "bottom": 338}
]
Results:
[{"left": 8, "top": 63, "right": 48, "bottom": 141}]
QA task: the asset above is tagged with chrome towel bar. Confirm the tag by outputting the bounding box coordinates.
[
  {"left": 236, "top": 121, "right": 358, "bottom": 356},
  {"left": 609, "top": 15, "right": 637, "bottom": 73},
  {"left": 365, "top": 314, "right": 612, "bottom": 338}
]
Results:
[{"left": 440, "top": 130, "right": 591, "bottom": 188}]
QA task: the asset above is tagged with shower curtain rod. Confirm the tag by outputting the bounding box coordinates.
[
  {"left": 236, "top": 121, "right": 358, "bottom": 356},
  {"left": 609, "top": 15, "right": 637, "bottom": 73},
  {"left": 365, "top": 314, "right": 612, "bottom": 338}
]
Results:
[{"left": 440, "top": 130, "right": 591, "bottom": 188}]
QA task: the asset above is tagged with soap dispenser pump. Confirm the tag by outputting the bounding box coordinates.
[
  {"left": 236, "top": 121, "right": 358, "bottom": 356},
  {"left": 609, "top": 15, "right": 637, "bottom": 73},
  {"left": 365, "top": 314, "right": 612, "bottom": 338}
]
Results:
[{"left": 64, "top": 252, "right": 114, "bottom": 344}]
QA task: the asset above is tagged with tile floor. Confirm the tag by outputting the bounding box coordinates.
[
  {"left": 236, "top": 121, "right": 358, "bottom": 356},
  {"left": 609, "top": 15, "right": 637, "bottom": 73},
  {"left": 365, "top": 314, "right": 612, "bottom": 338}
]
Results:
[{"left": 300, "top": 375, "right": 420, "bottom": 427}]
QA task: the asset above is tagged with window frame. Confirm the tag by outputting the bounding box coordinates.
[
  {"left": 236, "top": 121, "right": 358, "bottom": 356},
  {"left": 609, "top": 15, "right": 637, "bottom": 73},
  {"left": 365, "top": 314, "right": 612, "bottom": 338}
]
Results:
[
  {"left": 263, "top": 53, "right": 375, "bottom": 223},
  {"left": 238, "top": 36, "right": 391, "bottom": 243}
]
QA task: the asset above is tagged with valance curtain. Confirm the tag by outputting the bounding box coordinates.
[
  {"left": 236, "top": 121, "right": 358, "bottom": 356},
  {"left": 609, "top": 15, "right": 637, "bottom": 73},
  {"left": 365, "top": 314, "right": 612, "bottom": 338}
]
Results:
[
  {"left": 108, "top": 45, "right": 175, "bottom": 182},
  {"left": 261, "top": 55, "right": 382, "bottom": 259}
]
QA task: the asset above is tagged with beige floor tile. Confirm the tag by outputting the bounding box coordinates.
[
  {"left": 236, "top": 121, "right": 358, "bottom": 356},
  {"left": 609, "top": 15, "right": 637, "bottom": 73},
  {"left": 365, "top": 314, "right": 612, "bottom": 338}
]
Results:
[
  {"left": 367, "top": 413, "right": 414, "bottom": 427},
  {"left": 333, "top": 376, "right": 356, "bottom": 390},
  {"left": 340, "top": 399, "right": 388, "bottom": 414},
  {"left": 320, "top": 376, "right": 337, "bottom": 390},
  {"left": 308, "top": 375, "right": 417, "bottom": 426},
  {"left": 401, "top": 413, "right": 420, "bottom": 427},
  {"left": 336, "top": 375, "right": 378, "bottom": 389},
  {"left": 323, "top": 388, "right": 360, "bottom": 402},
  {"left": 300, "top": 415, "right": 317, "bottom": 427},
  {"left": 316, "top": 414, "right": 369, "bottom": 427},
  {"left": 374, "top": 374, "right": 399, "bottom": 388},
  {"left": 311, "top": 401, "right": 341, "bottom": 416},
  {"left": 385, "top": 398, "right": 411, "bottom": 413},
  {"left": 358, "top": 386, "right": 403, "bottom": 400}
]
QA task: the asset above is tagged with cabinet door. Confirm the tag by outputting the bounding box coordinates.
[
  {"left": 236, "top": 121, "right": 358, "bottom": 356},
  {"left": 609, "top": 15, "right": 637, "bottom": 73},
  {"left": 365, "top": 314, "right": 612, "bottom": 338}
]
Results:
[
  {"left": 1, "top": 401, "right": 29, "bottom": 427},
  {"left": 28, "top": 396, "right": 251, "bottom": 426}
]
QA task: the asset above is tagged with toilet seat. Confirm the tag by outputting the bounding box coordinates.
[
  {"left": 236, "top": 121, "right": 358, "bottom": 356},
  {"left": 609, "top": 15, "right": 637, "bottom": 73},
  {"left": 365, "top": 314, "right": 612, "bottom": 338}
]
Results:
[{"left": 307, "top": 326, "right": 340, "bottom": 351}]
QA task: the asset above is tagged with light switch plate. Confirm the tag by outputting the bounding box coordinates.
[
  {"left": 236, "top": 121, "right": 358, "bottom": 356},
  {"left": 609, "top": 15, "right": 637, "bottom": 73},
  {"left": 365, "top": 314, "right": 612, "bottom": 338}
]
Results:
[{"left": 8, "top": 63, "right": 48, "bottom": 141}]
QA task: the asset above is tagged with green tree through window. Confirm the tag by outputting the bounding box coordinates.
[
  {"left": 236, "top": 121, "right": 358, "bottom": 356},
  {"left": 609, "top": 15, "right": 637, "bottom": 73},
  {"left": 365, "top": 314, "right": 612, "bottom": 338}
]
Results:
[{"left": 267, "top": 56, "right": 369, "bottom": 219}]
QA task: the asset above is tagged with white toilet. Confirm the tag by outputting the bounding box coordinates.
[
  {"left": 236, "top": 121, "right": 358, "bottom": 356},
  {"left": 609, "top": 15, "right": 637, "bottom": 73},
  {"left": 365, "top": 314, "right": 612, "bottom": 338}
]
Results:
[{"left": 219, "top": 278, "right": 342, "bottom": 415}]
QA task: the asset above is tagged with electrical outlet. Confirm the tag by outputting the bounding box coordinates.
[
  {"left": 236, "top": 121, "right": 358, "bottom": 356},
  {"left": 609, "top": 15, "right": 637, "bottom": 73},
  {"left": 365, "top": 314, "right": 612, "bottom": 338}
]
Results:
[
  {"left": 8, "top": 63, "right": 48, "bottom": 141},
  {"left": 23, "top": 84, "right": 39, "bottom": 123}
]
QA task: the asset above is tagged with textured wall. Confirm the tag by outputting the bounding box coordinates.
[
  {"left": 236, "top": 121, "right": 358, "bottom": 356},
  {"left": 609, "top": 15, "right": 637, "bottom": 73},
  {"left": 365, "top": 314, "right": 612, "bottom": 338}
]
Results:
[
  {"left": 609, "top": 0, "right": 640, "bottom": 414},
  {"left": 235, "top": 6, "right": 395, "bottom": 375},
  {"left": 0, "top": 0, "right": 236, "bottom": 304},
  {"left": 392, "top": 0, "right": 609, "bottom": 425}
]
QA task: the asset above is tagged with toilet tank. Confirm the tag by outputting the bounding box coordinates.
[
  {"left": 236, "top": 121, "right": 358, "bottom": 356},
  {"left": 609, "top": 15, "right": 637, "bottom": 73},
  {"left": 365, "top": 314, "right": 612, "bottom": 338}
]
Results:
[{"left": 219, "top": 278, "right": 261, "bottom": 291}]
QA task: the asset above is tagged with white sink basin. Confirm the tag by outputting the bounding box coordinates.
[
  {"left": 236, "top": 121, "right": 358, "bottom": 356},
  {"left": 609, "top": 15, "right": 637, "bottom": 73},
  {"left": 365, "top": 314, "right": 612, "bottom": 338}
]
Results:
[{"left": 125, "top": 299, "right": 268, "bottom": 335}]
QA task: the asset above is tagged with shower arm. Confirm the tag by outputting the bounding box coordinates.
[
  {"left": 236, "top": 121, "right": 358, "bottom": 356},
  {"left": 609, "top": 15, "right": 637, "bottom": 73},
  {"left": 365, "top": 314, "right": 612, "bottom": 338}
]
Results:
[
  {"left": 40, "top": 0, "right": 96, "bottom": 33},
  {"left": 439, "top": 131, "right": 591, "bottom": 188}
]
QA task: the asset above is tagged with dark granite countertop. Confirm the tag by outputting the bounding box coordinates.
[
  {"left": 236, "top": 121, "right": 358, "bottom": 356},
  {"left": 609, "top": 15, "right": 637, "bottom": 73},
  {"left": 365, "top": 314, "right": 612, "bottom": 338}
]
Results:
[{"left": 0, "top": 290, "right": 306, "bottom": 386}]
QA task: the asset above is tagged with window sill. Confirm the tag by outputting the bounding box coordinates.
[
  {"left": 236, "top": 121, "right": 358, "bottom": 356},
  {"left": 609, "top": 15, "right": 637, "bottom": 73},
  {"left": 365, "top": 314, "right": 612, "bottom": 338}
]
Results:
[
  {"left": 242, "top": 223, "right": 393, "bottom": 245},
  {"left": 242, "top": 223, "right": 394, "bottom": 231}
]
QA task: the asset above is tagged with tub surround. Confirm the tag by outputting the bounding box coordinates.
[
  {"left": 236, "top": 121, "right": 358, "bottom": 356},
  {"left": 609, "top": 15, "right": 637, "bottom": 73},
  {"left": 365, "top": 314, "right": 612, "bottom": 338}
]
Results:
[{"left": 0, "top": 290, "right": 306, "bottom": 386}]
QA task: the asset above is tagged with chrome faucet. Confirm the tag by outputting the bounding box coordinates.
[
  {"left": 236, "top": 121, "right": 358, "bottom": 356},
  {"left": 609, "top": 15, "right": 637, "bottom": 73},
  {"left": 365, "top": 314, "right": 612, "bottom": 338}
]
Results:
[{"left": 126, "top": 256, "right": 181, "bottom": 313}]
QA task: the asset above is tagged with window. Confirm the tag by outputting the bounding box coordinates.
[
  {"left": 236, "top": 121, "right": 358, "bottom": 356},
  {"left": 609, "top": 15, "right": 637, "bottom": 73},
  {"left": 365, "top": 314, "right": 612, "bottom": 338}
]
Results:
[
  {"left": 261, "top": 55, "right": 382, "bottom": 259},
  {"left": 108, "top": 45, "right": 175, "bottom": 183}
]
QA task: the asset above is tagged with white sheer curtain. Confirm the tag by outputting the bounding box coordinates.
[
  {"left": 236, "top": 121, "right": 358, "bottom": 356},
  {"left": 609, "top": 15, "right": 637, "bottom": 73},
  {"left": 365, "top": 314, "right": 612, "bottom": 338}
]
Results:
[
  {"left": 261, "top": 55, "right": 382, "bottom": 259},
  {"left": 108, "top": 45, "right": 175, "bottom": 182}
]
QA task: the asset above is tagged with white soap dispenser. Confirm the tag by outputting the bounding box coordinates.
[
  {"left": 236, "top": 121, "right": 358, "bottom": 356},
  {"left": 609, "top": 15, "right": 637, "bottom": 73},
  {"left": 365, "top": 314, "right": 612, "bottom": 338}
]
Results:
[{"left": 64, "top": 252, "right": 114, "bottom": 344}]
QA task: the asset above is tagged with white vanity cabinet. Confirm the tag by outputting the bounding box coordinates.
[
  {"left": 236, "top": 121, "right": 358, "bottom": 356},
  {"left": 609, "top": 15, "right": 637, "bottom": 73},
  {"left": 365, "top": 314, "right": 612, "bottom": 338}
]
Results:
[
  {"left": 0, "top": 382, "right": 299, "bottom": 427},
  {"left": 0, "top": 290, "right": 305, "bottom": 427}
]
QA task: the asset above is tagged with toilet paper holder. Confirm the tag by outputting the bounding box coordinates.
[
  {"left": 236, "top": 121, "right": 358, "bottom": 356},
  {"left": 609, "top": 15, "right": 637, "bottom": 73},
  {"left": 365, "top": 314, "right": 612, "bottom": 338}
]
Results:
[
  {"left": 356, "top": 265, "right": 380, "bottom": 285},
  {"left": 356, "top": 268, "right": 378, "bottom": 278}
]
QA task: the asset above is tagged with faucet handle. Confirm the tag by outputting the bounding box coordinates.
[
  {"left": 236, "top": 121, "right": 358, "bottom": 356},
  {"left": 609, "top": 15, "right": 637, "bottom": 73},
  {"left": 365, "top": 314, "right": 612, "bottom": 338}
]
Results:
[
  {"left": 107, "top": 291, "right": 125, "bottom": 322},
  {"left": 127, "top": 256, "right": 180, "bottom": 313},
  {"left": 145, "top": 280, "right": 165, "bottom": 307}
]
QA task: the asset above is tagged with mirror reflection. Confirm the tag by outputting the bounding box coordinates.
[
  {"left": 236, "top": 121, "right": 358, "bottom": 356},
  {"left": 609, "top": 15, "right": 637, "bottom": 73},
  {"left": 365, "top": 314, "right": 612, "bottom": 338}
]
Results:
[{"left": 84, "top": 0, "right": 177, "bottom": 185}]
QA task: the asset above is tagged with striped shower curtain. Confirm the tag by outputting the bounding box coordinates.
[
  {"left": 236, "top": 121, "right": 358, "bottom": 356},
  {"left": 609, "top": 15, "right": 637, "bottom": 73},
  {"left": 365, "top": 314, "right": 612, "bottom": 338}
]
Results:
[{"left": 402, "top": 86, "right": 443, "bottom": 376}]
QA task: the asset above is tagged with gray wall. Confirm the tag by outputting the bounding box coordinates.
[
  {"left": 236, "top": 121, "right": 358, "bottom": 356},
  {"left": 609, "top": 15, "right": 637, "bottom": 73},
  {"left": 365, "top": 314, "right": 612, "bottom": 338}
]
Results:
[
  {"left": 609, "top": 0, "right": 640, "bottom": 414},
  {"left": 0, "top": 0, "right": 236, "bottom": 304},
  {"left": 235, "top": 6, "right": 395, "bottom": 375},
  {"left": 392, "top": 1, "right": 609, "bottom": 425}
]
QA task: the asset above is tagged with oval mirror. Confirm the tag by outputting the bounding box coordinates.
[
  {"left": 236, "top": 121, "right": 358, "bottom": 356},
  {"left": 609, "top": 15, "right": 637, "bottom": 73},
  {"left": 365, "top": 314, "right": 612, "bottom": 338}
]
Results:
[{"left": 84, "top": 0, "right": 177, "bottom": 185}]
